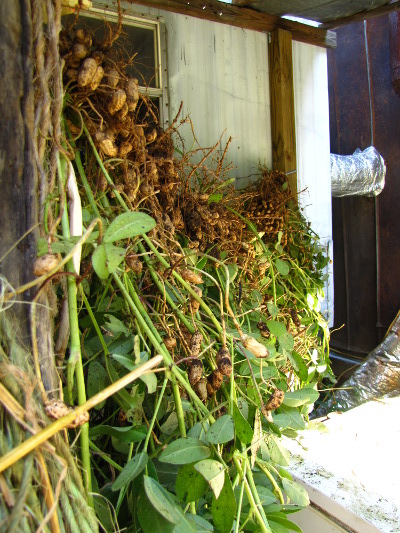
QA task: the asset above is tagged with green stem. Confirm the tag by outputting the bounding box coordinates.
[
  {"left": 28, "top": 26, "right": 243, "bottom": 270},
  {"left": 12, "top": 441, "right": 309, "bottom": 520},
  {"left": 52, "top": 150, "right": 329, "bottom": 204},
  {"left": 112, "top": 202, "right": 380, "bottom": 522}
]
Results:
[
  {"left": 73, "top": 153, "right": 101, "bottom": 219},
  {"left": 112, "top": 272, "right": 213, "bottom": 421},
  {"left": 245, "top": 463, "right": 270, "bottom": 526},
  {"left": 58, "top": 153, "right": 92, "bottom": 506},
  {"left": 143, "top": 378, "right": 168, "bottom": 452},
  {"left": 234, "top": 461, "right": 246, "bottom": 533},
  {"left": 255, "top": 459, "right": 285, "bottom": 505},
  {"left": 233, "top": 456, "right": 271, "bottom": 533},
  {"left": 89, "top": 441, "right": 122, "bottom": 471},
  {"left": 141, "top": 234, "right": 223, "bottom": 335},
  {"left": 171, "top": 371, "right": 186, "bottom": 437},
  {"left": 269, "top": 264, "right": 277, "bottom": 305},
  {"left": 116, "top": 440, "right": 134, "bottom": 515}
]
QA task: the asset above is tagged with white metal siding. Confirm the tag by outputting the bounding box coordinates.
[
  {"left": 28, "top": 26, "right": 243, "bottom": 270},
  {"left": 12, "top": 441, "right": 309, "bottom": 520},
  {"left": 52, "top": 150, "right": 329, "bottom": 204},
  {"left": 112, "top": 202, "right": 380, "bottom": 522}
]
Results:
[
  {"left": 293, "top": 41, "right": 333, "bottom": 325},
  {"left": 164, "top": 15, "right": 272, "bottom": 186}
]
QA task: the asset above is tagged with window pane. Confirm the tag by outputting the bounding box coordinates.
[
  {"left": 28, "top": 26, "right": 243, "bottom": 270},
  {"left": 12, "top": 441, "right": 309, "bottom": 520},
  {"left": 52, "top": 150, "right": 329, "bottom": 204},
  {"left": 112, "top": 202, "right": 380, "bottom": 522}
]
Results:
[{"left": 62, "top": 13, "right": 159, "bottom": 88}]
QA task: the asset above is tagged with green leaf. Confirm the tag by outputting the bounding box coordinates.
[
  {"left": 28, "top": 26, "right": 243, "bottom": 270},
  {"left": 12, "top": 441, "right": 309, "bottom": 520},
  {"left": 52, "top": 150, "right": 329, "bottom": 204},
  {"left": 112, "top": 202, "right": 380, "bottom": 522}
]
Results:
[
  {"left": 186, "top": 514, "right": 214, "bottom": 532},
  {"left": 86, "top": 361, "right": 108, "bottom": 410},
  {"left": 257, "top": 485, "right": 277, "bottom": 507},
  {"left": 103, "top": 314, "right": 130, "bottom": 336},
  {"left": 208, "top": 193, "right": 223, "bottom": 203},
  {"left": 92, "top": 243, "right": 125, "bottom": 279},
  {"left": 160, "top": 412, "right": 179, "bottom": 436},
  {"left": 137, "top": 476, "right": 196, "bottom": 533},
  {"left": 194, "top": 459, "right": 225, "bottom": 499},
  {"left": 108, "top": 335, "right": 135, "bottom": 356},
  {"left": 232, "top": 403, "right": 253, "bottom": 444},
  {"left": 106, "top": 358, "right": 139, "bottom": 410},
  {"left": 139, "top": 371, "right": 158, "bottom": 394},
  {"left": 89, "top": 425, "right": 146, "bottom": 442},
  {"left": 206, "top": 415, "right": 235, "bottom": 444},
  {"left": 225, "top": 264, "right": 238, "bottom": 284},
  {"left": 275, "top": 258, "right": 290, "bottom": 276},
  {"left": 267, "top": 512, "right": 303, "bottom": 533},
  {"left": 212, "top": 472, "right": 236, "bottom": 533},
  {"left": 175, "top": 464, "right": 209, "bottom": 502},
  {"left": 159, "top": 438, "right": 211, "bottom": 465},
  {"left": 267, "top": 435, "right": 290, "bottom": 466},
  {"left": 273, "top": 406, "right": 306, "bottom": 431},
  {"left": 113, "top": 351, "right": 157, "bottom": 393},
  {"left": 282, "top": 388, "right": 319, "bottom": 407},
  {"left": 278, "top": 332, "right": 294, "bottom": 352},
  {"left": 286, "top": 351, "right": 308, "bottom": 382},
  {"left": 103, "top": 211, "right": 156, "bottom": 243},
  {"left": 187, "top": 421, "right": 210, "bottom": 443},
  {"left": 239, "top": 360, "right": 279, "bottom": 380},
  {"left": 112, "top": 451, "right": 148, "bottom": 491},
  {"left": 282, "top": 478, "right": 310, "bottom": 507},
  {"left": 266, "top": 320, "right": 287, "bottom": 338},
  {"left": 267, "top": 302, "right": 280, "bottom": 318}
]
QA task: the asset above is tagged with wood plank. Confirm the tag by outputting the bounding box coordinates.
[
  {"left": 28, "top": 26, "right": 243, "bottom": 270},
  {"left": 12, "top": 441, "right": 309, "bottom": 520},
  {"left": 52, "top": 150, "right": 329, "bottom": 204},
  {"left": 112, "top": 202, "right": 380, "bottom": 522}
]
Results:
[
  {"left": 268, "top": 28, "right": 297, "bottom": 198},
  {"left": 389, "top": 11, "right": 400, "bottom": 95},
  {"left": 127, "top": 0, "right": 337, "bottom": 48},
  {"left": 320, "top": 1, "right": 400, "bottom": 29},
  {"left": 0, "top": 0, "right": 38, "bottom": 341}
]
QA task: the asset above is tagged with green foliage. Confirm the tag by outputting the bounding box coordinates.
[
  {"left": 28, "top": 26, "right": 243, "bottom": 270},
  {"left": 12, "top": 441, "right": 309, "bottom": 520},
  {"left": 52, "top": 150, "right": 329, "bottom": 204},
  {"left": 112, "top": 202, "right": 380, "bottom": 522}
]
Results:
[
  {"left": 159, "top": 438, "right": 211, "bottom": 465},
  {"left": 112, "top": 452, "right": 148, "bottom": 491},
  {"left": 206, "top": 415, "right": 235, "bottom": 444},
  {"left": 103, "top": 212, "right": 156, "bottom": 243},
  {"left": 55, "top": 105, "right": 333, "bottom": 533}
]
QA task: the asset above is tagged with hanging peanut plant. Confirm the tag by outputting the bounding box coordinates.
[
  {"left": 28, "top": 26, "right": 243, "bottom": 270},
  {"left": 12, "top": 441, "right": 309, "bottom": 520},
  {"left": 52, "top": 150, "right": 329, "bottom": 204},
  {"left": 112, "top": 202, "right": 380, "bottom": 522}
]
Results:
[{"left": 0, "top": 8, "right": 334, "bottom": 533}]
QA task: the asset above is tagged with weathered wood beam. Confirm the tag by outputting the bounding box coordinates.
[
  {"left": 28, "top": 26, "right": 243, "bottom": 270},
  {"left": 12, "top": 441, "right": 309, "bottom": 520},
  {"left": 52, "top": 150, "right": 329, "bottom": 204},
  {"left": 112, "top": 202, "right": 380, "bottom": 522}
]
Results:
[
  {"left": 390, "top": 11, "right": 400, "bottom": 95},
  {"left": 0, "top": 0, "right": 37, "bottom": 340},
  {"left": 268, "top": 28, "right": 297, "bottom": 199},
  {"left": 320, "top": 1, "right": 400, "bottom": 29},
  {"left": 127, "top": 0, "right": 336, "bottom": 48}
]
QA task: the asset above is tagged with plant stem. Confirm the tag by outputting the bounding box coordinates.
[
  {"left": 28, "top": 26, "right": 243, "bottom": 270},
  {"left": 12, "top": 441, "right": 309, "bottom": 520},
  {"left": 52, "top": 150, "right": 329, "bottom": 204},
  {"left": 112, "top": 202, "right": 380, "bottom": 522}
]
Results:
[
  {"left": 141, "top": 234, "right": 223, "bottom": 335},
  {"left": 255, "top": 459, "right": 285, "bottom": 504},
  {"left": 89, "top": 441, "right": 123, "bottom": 472},
  {"left": 233, "top": 455, "right": 271, "bottom": 533},
  {"left": 245, "top": 463, "right": 270, "bottom": 525},
  {"left": 170, "top": 371, "right": 186, "bottom": 437},
  {"left": 112, "top": 272, "right": 213, "bottom": 421},
  {"left": 58, "top": 152, "right": 93, "bottom": 505},
  {"left": 66, "top": 125, "right": 102, "bottom": 220},
  {"left": 143, "top": 378, "right": 168, "bottom": 452},
  {"left": 234, "top": 460, "right": 246, "bottom": 533}
]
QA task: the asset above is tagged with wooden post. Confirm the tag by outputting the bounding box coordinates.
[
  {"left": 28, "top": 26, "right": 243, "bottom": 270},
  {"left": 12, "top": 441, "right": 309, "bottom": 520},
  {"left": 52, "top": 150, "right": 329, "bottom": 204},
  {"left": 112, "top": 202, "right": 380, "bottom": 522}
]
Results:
[
  {"left": 390, "top": 11, "right": 400, "bottom": 95},
  {"left": 0, "top": 0, "right": 37, "bottom": 340},
  {"left": 268, "top": 28, "right": 297, "bottom": 199}
]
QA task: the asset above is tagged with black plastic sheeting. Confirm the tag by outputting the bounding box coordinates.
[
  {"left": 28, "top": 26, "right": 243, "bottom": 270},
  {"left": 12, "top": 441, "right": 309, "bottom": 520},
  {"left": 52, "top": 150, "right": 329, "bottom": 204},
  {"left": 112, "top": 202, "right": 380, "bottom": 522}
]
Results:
[{"left": 317, "top": 311, "right": 400, "bottom": 414}]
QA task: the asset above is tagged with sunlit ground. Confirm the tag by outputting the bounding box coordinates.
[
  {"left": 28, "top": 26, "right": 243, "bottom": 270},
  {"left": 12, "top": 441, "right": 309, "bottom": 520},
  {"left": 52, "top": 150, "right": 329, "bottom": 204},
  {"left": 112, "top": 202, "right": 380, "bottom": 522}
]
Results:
[{"left": 284, "top": 397, "right": 400, "bottom": 531}]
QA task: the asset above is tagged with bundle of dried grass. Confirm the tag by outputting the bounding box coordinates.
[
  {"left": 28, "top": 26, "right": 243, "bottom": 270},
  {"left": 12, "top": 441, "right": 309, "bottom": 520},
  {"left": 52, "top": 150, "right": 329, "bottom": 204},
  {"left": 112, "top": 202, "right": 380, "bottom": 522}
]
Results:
[{"left": 0, "top": 309, "right": 98, "bottom": 533}]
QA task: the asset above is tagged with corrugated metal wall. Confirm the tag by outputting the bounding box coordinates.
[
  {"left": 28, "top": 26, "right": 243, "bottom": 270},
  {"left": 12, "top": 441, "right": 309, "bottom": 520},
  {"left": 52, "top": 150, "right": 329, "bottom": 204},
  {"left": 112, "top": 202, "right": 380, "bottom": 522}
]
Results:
[{"left": 161, "top": 12, "right": 273, "bottom": 186}]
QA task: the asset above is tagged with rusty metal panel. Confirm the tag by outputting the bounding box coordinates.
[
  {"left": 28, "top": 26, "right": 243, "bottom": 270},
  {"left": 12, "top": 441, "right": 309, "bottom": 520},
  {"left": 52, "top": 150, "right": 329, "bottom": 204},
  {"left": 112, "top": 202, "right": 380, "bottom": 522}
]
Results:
[{"left": 328, "top": 15, "right": 400, "bottom": 355}]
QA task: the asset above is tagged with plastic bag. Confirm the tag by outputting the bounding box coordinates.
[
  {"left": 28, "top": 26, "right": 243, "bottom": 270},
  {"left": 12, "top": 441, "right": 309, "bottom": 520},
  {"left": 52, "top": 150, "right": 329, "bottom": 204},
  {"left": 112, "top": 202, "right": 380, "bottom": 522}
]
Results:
[
  {"left": 331, "top": 146, "right": 386, "bottom": 197},
  {"left": 317, "top": 311, "right": 400, "bottom": 414}
]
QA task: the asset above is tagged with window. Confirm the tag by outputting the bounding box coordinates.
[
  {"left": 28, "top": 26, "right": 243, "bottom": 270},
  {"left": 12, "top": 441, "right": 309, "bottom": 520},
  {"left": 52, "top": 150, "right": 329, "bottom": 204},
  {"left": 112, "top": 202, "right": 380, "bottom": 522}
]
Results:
[{"left": 62, "top": 6, "right": 167, "bottom": 124}]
